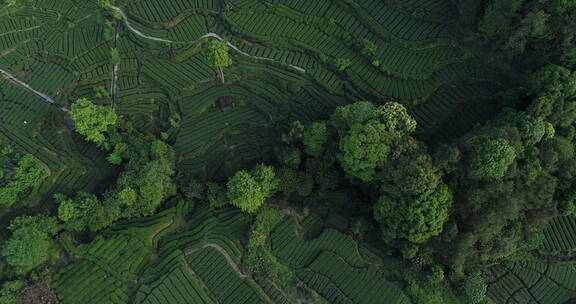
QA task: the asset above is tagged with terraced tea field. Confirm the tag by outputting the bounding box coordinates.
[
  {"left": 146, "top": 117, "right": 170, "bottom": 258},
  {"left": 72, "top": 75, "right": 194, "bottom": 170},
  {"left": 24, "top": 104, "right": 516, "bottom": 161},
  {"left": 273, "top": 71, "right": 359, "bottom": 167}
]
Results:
[
  {"left": 53, "top": 202, "right": 411, "bottom": 304},
  {"left": 0, "top": 1, "right": 530, "bottom": 302},
  {"left": 0, "top": 0, "right": 507, "bottom": 185}
]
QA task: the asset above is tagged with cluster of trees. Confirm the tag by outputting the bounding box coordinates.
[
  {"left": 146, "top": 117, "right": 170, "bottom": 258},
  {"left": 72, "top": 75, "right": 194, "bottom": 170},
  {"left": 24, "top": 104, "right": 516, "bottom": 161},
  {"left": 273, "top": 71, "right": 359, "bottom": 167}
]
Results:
[
  {"left": 274, "top": 101, "right": 453, "bottom": 248},
  {"left": 57, "top": 99, "right": 177, "bottom": 233},
  {"left": 2, "top": 2, "right": 575, "bottom": 302},
  {"left": 476, "top": 0, "right": 576, "bottom": 69},
  {"left": 0, "top": 99, "right": 178, "bottom": 295}
]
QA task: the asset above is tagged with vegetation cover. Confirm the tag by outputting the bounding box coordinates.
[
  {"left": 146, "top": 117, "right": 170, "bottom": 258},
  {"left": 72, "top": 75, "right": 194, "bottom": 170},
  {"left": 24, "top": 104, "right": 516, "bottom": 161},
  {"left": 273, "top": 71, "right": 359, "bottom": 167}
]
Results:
[{"left": 0, "top": 0, "right": 575, "bottom": 303}]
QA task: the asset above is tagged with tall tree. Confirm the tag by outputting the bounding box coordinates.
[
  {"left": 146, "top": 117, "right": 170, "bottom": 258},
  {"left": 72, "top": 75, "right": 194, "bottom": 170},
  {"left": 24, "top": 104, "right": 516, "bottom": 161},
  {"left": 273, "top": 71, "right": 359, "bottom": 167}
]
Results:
[{"left": 204, "top": 40, "right": 232, "bottom": 84}]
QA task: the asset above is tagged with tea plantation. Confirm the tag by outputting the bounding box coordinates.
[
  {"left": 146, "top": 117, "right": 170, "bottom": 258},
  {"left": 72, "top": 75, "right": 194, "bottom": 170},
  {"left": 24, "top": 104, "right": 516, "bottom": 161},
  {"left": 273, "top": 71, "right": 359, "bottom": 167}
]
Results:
[{"left": 1, "top": 0, "right": 575, "bottom": 303}]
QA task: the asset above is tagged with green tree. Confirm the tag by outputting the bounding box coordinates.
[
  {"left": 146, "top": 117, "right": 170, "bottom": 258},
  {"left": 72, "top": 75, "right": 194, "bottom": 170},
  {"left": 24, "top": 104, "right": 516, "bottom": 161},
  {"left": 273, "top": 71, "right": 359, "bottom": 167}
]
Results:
[
  {"left": 204, "top": 40, "right": 232, "bottom": 84},
  {"left": 378, "top": 101, "right": 417, "bottom": 135},
  {"left": 71, "top": 98, "right": 117, "bottom": 147},
  {"left": 330, "top": 101, "right": 378, "bottom": 131},
  {"left": 277, "top": 167, "right": 314, "bottom": 197},
  {"left": 466, "top": 136, "right": 516, "bottom": 181},
  {"left": 361, "top": 39, "right": 377, "bottom": 57},
  {"left": 206, "top": 182, "right": 228, "bottom": 208},
  {"left": 0, "top": 280, "right": 26, "bottom": 304},
  {"left": 56, "top": 192, "right": 109, "bottom": 232},
  {"left": 462, "top": 273, "right": 487, "bottom": 304},
  {"left": 334, "top": 58, "right": 351, "bottom": 71},
  {"left": 337, "top": 120, "right": 391, "bottom": 182},
  {"left": 374, "top": 184, "right": 452, "bottom": 243},
  {"left": 381, "top": 144, "right": 441, "bottom": 196},
  {"left": 97, "top": 0, "right": 114, "bottom": 8},
  {"left": 0, "top": 155, "right": 49, "bottom": 207},
  {"left": 107, "top": 142, "right": 128, "bottom": 165},
  {"left": 2, "top": 216, "right": 59, "bottom": 274},
  {"left": 227, "top": 164, "right": 278, "bottom": 213},
  {"left": 302, "top": 122, "right": 328, "bottom": 157},
  {"left": 526, "top": 65, "right": 576, "bottom": 98}
]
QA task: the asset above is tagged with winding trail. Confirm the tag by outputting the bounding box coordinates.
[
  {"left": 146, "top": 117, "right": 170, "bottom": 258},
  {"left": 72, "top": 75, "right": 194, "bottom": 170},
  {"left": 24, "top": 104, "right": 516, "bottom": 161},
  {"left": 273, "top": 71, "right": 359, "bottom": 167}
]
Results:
[
  {"left": 111, "top": 31, "right": 119, "bottom": 109},
  {"left": 0, "top": 3, "right": 13, "bottom": 13},
  {"left": 184, "top": 241, "right": 246, "bottom": 278},
  {"left": 110, "top": 6, "right": 307, "bottom": 73},
  {"left": 0, "top": 68, "right": 70, "bottom": 113}
]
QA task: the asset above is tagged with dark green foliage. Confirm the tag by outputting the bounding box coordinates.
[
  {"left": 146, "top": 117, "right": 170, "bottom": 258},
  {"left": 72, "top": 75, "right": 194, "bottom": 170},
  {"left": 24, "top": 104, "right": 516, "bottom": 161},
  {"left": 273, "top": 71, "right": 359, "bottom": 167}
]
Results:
[
  {"left": 110, "top": 48, "right": 120, "bottom": 65},
  {"left": 97, "top": 0, "right": 113, "bottom": 8},
  {"left": 107, "top": 142, "right": 128, "bottom": 165},
  {"left": 478, "top": 0, "right": 576, "bottom": 68},
  {"left": 277, "top": 147, "right": 302, "bottom": 169},
  {"left": 527, "top": 65, "right": 576, "bottom": 98},
  {"left": 330, "top": 101, "right": 378, "bottom": 131},
  {"left": 380, "top": 137, "right": 441, "bottom": 196},
  {"left": 334, "top": 58, "right": 351, "bottom": 71},
  {"left": 104, "top": 139, "right": 176, "bottom": 220},
  {"left": 465, "top": 136, "right": 516, "bottom": 181},
  {"left": 360, "top": 39, "right": 377, "bottom": 57},
  {"left": 378, "top": 101, "right": 417, "bottom": 136},
  {"left": 246, "top": 207, "right": 292, "bottom": 283},
  {"left": 375, "top": 184, "right": 452, "bottom": 244},
  {"left": 206, "top": 182, "right": 227, "bottom": 208},
  {"left": 462, "top": 273, "right": 487, "bottom": 304},
  {"left": 277, "top": 167, "right": 314, "bottom": 198},
  {"left": 302, "top": 122, "right": 328, "bottom": 157}
]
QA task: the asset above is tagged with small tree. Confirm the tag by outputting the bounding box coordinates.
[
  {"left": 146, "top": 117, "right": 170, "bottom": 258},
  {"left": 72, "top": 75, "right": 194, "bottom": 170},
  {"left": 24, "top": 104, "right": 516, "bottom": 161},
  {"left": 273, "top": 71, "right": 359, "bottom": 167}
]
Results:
[
  {"left": 204, "top": 40, "right": 232, "bottom": 84},
  {"left": 303, "top": 122, "right": 328, "bottom": 157},
  {"left": 334, "top": 58, "right": 351, "bottom": 71},
  {"left": 110, "top": 48, "right": 121, "bottom": 65},
  {"left": 97, "top": 0, "right": 114, "bottom": 8}
]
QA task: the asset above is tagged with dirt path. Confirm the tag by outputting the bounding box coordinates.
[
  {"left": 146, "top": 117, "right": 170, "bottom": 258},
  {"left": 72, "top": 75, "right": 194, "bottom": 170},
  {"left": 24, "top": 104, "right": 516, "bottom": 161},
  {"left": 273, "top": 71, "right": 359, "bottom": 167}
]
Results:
[
  {"left": 203, "top": 243, "right": 247, "bottom": 278},
  {"left": 148, "top": 218, "right": 174, "bottom": 246},
  {"left": 110, "top": 6, "right": 307, "bottom": 73},
  {"left": 0, "top": 3, "right": 13, "bottom": 13},
  {"left": 184, "top": 241, "right": 247, "bottom": 278},
  {"left": 0, "top": 68, "right": 70, "bottom": 113},
  {"left": 111, "top": 31, "right": 119, "bottom": 109}
]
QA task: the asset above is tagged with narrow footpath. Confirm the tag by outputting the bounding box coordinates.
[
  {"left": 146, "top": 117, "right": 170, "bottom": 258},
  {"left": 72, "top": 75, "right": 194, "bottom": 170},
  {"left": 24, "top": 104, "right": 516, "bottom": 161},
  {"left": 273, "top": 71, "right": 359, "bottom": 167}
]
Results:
[{"left": 110, "top": 6, "right": 307, "bottom": 73}]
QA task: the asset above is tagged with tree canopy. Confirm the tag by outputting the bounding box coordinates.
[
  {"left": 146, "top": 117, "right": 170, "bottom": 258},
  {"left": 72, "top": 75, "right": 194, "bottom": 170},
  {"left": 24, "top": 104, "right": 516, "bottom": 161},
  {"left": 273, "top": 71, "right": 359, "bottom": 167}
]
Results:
[
  {"left": 227, "top": 164, "right": 278, "bottom": 213},
  {"left": 71, "top": 98, "right": 117, "bottom": 147},
  {"left": 0, "top": 155, "right": 49, "bottom": 207},
  {"left": 2, "top": 215, "right": 59, "bottom": 274},
  {"left": 204, "top": 40, "right": 232, "bottom": 83},
  {"left": 374, "top": 184, "right": 452, "bottom": 244}
]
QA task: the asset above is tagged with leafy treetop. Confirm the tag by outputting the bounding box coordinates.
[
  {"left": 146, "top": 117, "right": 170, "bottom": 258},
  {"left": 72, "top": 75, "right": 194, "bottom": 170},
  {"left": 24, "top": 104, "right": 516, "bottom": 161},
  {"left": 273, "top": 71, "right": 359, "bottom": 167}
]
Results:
[{"left": 71, "top": 98, "right": 117, "bottom": 148}]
